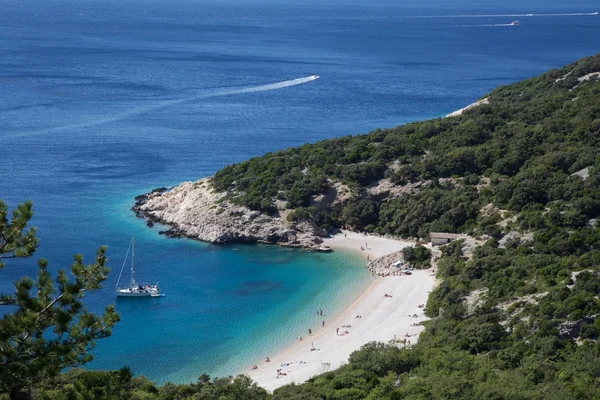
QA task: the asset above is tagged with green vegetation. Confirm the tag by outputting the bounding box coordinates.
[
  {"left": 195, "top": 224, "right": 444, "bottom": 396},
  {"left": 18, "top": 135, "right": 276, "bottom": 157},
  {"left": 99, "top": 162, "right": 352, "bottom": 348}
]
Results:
[
  {"left": 213, "top": 54, "right": 600, "bottom": 240},
  {"left": 0, "top": 201, "right": 119, "bottom": 399},
  {"left": 266, "top": 54, "right": 600, "bottom": 400},
  {"left": 273, "top": 209, "right": 600, "bottom": 398},
  {"left": 33, "top": 370, "right": 268, "bottom": 400},
  {"left": 401, "top": 246, "right": 431, "bottom": 269},
  {"left": 0, "top": 201, "right": 37, "bottom": 270},
  {"left": 3, "top": 55, "right": 600, "bottom": 399}
]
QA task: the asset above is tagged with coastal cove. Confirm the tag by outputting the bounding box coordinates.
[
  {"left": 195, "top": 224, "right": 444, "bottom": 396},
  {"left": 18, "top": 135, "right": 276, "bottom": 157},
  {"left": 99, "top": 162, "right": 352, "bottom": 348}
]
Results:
[
  {"left": 247, "top": 231, "right": 435, "bottom": 391},
  {"left": 87, "top": 192, "right": 378, "bottom": 383},
  {"left": 2, "top": 0, "right": 600, "bottom": 388}
]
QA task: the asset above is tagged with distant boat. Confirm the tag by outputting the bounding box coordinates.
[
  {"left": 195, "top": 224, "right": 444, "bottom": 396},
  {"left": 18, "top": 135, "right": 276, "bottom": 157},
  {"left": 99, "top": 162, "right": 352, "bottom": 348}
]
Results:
[
  {"left": 510, "top": 20, "right": 520, "bottom": 26},
  {"left": 115, "top": 237, "right": 161, "bottom": 297},
  {"left": 310, "top": 74, "right": 320, "bottom": 79},
  {"left": 316, "top": 245, "right": 332, "bottom": 252}
]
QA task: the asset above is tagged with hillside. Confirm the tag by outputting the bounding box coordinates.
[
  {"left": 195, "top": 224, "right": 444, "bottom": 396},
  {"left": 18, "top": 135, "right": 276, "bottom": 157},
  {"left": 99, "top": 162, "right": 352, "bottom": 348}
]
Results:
[
  {"left": 131, "top": 54, "right": 600, "bottom": 399},
  {"left": 268, "top": 56, "right": 600, "bottom": 399},
  {"left": 135, "top": 54, "right": 600, "bottom": 250},
  {"left": 27, "top": 55, "right": 600, "bottom": 399},
  {"left": 208, "top": 54, "right": 600, "bottom": 241}
]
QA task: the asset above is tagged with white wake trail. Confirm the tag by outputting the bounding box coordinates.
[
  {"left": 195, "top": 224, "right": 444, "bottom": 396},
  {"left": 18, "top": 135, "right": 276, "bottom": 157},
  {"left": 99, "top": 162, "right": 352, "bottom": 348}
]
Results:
[
  {"left": 18, "top": 76, "right": 320, "bottom": 137},
  {"left": 409, "top": 11, "right": 598, "bottom": 18},
  {"left": 219, "top": 75, "right": 320, "bottom": 95},
  {"left": 459, "top": 23, "right": 516, "bottom": 27}
]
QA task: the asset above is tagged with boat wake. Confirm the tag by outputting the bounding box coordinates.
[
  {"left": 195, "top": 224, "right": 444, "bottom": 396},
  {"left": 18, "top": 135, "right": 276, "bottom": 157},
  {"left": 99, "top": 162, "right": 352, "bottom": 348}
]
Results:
[
  {"left": 18, "top": 75, "right": 320, "bottom": 137},
  {"left": 410, "top": 11, "right": 598, "bottom": 18},
  {"left": 220, "top": 75, "right": 320, "bottom": 96},
  {"left": 457, "top": 23, "right": 517, "bottom": 27}
]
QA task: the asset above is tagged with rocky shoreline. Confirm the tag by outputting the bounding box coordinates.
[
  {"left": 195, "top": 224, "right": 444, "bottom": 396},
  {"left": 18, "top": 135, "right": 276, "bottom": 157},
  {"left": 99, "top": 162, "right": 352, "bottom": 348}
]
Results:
[
  {"left": 132, "top": 177, "right": 329, "bottom": 250},
  {"left": 132, "top": 179, "right": 429, "bottom": 276}
]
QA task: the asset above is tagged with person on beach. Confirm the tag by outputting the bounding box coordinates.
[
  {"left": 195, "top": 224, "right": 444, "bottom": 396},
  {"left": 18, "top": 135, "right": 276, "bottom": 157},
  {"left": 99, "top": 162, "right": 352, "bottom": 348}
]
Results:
[
  {"left": 336, "top": 327, "right": 339, "bottom": 335},
  {"left": 309, "top": 328, "right": 312, "bottom": 335},
  {"left": 266, "top": 357, "right": 270, "bottom": 362},
  {"left": 322, "top": 320, "right": 325, "bottom": 327}
]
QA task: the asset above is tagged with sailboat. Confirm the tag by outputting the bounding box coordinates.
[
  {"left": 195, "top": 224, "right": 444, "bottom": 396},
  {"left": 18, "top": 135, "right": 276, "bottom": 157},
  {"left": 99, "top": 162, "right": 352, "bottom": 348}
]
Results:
[{"left": 115, "top": 237, "right": 161, "bottom": 297}]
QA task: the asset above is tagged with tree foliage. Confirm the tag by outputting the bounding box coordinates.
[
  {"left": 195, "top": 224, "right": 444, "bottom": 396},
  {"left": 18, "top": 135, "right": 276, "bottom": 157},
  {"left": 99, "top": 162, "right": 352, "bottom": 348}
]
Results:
[
  {"left": 211, "top": 54, "right": 600, "bottom": 240},
  {"left": 0, "top": 201, "right": 37, "bottom": 270},
  {"left": 0, "top": 202, "right": 119, "bottom": 399}
]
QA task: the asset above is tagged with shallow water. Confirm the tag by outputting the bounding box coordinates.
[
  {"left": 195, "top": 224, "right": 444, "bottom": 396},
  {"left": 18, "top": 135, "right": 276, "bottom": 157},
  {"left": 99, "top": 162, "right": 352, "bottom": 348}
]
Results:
[{"left": 1, "top": 0, "right": 599, "bottom": 383}]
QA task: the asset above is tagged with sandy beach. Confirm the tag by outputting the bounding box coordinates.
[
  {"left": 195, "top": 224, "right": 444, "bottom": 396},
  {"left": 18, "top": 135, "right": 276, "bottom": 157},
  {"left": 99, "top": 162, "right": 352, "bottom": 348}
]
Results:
[
  {"left": 246, "top": 231, "right": 435, "bottom": 392},
  {"left": 327, "top": 230, "right": 416, "bottom": 259}
]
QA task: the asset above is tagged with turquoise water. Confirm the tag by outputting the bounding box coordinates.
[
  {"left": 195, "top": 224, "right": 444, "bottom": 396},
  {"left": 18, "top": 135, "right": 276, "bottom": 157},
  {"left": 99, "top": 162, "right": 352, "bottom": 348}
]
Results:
[
  {"left": 96, "top": 201, "right": 372, "bottom": 382},
  {"left": 1, "top": 0, "right": 600, "bottom": 384}
]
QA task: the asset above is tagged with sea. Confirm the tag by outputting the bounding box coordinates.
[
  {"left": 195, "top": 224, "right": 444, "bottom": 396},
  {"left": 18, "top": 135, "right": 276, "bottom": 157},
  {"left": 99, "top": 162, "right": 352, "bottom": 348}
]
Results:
[{"left": 1, "top": 0, "right": 599, "bottom": 384}]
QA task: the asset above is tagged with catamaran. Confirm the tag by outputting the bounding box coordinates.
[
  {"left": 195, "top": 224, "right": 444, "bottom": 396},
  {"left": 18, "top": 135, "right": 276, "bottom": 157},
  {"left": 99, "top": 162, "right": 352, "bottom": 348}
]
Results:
[{"left": 115, "top": 237, "right": 161, "bottom": 297}]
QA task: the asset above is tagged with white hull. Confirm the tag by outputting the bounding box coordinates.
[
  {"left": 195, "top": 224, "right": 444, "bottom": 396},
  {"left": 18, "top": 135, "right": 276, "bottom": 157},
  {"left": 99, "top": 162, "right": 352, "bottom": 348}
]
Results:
[
  {"left": 116, "top": 286, "right": 159, "bottom": 297},
  {"left": 116, "top": 290, "right": 154, "bottom": 297}
]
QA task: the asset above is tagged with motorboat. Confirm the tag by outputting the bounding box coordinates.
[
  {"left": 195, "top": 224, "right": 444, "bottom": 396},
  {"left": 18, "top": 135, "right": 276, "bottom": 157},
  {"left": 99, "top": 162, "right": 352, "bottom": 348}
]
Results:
[{"left": 316, "top": 245, "right": 332, "bottom": 252}]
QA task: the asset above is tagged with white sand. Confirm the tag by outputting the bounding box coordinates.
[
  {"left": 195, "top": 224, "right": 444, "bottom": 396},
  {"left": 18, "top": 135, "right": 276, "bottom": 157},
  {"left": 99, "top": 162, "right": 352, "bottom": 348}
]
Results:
[
  {"left": 245, "top": 232, "right": 434, "bottom": 392},
  {"left": 326, "top": 230, "right": 415, "bottom": 259}
]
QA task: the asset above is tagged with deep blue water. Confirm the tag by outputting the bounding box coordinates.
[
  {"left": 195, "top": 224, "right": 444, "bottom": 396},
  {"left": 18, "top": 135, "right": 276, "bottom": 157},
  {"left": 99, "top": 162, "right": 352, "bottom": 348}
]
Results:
[{"left": 1, "top": 0, "right": 599, "bottom": 383}]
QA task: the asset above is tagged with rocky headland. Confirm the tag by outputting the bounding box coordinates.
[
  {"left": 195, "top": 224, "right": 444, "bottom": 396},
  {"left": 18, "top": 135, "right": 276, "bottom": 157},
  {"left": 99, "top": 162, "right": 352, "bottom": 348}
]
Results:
[{"left": 132, "top": 177, "right": 328, "bottom": 250}]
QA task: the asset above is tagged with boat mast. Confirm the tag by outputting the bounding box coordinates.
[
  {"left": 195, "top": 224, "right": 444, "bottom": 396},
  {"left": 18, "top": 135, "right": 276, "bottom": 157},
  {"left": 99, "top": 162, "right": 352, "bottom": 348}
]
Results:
[
  {"left": 130, "top": 237, "right": 136, "bottom": 288},
  {"left": 115, "top": 237, "right": 133, "bottom": 290}
]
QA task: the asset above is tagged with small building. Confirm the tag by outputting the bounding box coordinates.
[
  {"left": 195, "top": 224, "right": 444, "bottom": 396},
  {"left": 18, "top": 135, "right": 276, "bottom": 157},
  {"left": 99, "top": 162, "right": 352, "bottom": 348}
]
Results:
[{"left": 430, "top": 232, "right": 461, "bottom": 246}]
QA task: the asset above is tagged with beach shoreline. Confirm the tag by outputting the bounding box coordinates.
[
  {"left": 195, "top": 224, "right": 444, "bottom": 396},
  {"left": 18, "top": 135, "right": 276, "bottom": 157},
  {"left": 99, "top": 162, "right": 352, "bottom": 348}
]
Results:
[
  {"left": 244, "top": 231, "right": 435, "bottom": 392},
  {"left": 326, "top": 230, "right": 417, "bottom": 259}
]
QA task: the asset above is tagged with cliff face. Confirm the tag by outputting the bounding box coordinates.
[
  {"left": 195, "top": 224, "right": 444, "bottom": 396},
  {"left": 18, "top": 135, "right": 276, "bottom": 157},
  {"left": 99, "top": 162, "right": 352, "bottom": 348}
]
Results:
[{"left": 133, "top": 178, "right": 327, "bottom": 249}]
